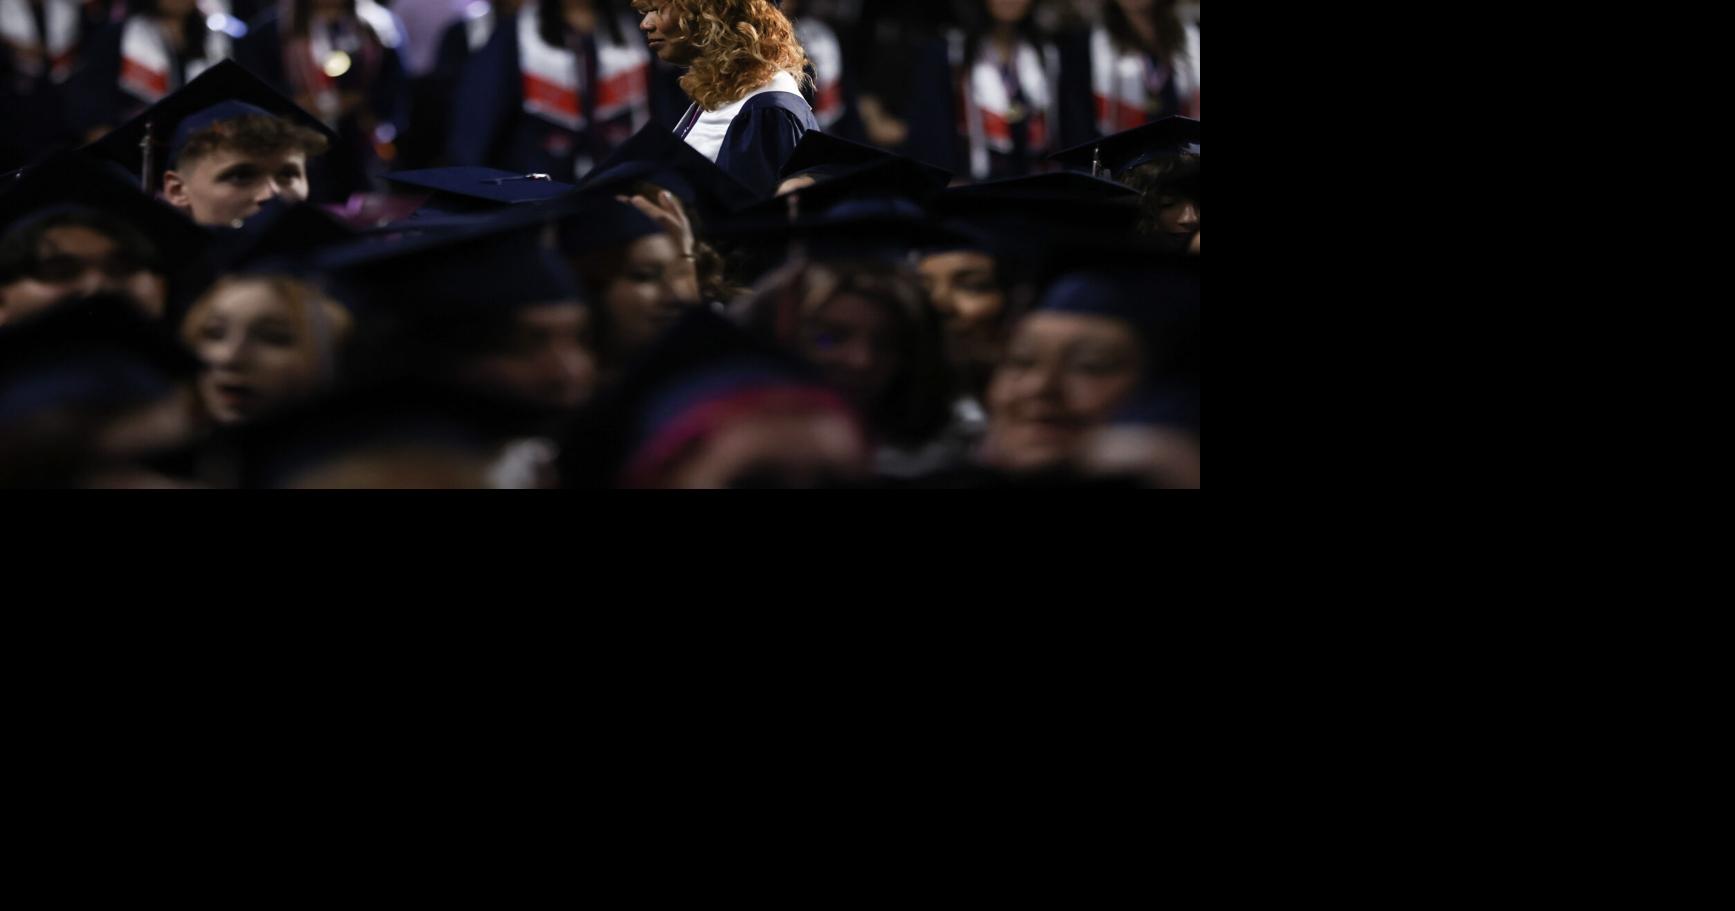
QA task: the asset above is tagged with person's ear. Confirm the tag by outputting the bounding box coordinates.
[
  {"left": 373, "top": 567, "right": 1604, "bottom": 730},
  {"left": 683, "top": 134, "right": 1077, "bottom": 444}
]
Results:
[{"left": 162, "top": 170, "right": 192, "bottom": 212}]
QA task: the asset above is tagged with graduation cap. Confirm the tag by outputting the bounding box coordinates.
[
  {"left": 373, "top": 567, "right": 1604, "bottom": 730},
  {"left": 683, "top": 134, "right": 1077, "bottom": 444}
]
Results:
[
  {"left": 710, "top": 196, "right": 976, "bottom": 264},
  {"left": 1049, "top": 115, "right": 1200, "bottom": 178},
  {"left": 552, "top": 193, "right": 666, "bottom": 258},
  {"left": 1032, "top": 247, "right": 1200, "bottom": 383},
  {"left": 557, "top": 307, "right": 861, "bottom": 488},
  {"left": 932, "top": 172, "right": 1144, "bottom": 251},
  {"left": 230, "top": 378, "right": 518, "bottom": 489},
  {"left": 0, "top": 150, "right": 210, "bottom": 277},
  {"left": 0, "top": 293, "right": 200, "bottom": 432},
  {"left": 734, "top": 154, "right": 951, "bottom": 220},
  {"left": 378, "top": 167, "right": 582, "bottom": 218},
  {"left": 82, "top": 60, "right": 338, "bottom": 191},
  {"left": 779, "top": 131, "right": 953, "bottom": 188},
  {"left": 200, "top": 198, "right": 357, "bottom": 275},
  {"left": 576, "top": 121, "right": 760, "bottom": 225},
  {"left": 316, "top": 209, "right": 579, "bottom": 321}
]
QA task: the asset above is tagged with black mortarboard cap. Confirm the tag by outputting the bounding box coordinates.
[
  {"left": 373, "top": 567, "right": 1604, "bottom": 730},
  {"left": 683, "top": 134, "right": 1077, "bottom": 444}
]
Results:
[
  {"left": 779, "top": 130, "right": 953, "bottom": 187},
  {"left": 82, "top": 60, "right": 337, "bottom": 189},
  {"left": 932, "top": 172, "right": 1143, "bottom": 247},
  {"left": 710, "top": 196, "right": 976, "bottom": 263},
  {"left": 1048, "top": 115, "right": 1200, "bottom": 178},
  {"left": 316, "top": 211, "right": 578, "bottom": 320},
  {"left": 577, "top": 121, "right": 760, "bottom": 225},
  {"left": 734, "top": 155, "right": 951, "bottom": 220},
  {"left": 378, "top": 167, "right": 581, "bottom": 218},
  {"left": 552, "top": 193, "right": 666, "bottom": 258},
  {"left": 0, "top": 293, "right": 200, "bottom": 429},
  {"left": 0, "top": 150, "right": 209, "bottom": 276}
]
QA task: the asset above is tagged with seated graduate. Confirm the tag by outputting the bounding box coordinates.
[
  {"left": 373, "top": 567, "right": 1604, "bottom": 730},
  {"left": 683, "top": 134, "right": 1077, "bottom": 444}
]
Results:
[
  {"left": 1049, "top": 114, "right": 1198, "bottom": 253},
  {"left": 0, "top": 150, "right": 209, "bottom": 325},
  {"left": 82, "top": 60, "right": 338, "bottom": 229},
  {"left": 71, "top": 0, "right": 242, "bottom": 140},
  {"left": 316, "top": 203, "right": 601, "bottom": 487},
  {"left": 0, "top": 292, "right": 206, "bottom": 488},
  {"left": 558, "top": 307, "right": 872, "bottom": 489},
  {"left": 978, "top": 243, "right": 1198, "bottom": 479},
  {"left": 178, "top": 202, "right": 357, "bottom": 428},
  {"left": 632, "top": 0, "right": 818, "bottom": 198},
  {"left": 575, "top": 121, "right": 761, "bottom": 307},
  {"left": 556, "top": 195, "right": 697, "bottom": 389},
  {"left": 447, "top": 0, "right": 657, "bottom": 181}
]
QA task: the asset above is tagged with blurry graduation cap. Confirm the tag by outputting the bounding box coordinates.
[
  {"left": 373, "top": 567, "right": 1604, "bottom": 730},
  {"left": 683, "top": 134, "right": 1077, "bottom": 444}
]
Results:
[
  {"left": 82, "top": 60, "right": 338, "bottom": 191},
  {"left": 931, "top": 171, "right": 1144, "bottom": 252},
  {"left": 0, "top": 150, "right": 210, "bottom": 275},
  {"left": 557, "top": 307, "right": 856, "bottom": 488},
  {"left": 316, "top": 206, "right": 578, "bottom": 320},
  {"left": 553, "top": 192, "right": 666, "bottom": 258},
  {"left": 378, "top": 166, "right": 581, "bottom": 218},
  {"left": 735, "top": 154, "right": 951, "bottom": 221},
  {"left": 1049, "top": 115, "right": 1200, "bottom": 179},
  {"left": 711, "top": 195, "right": 976, "bottom": 266},
  {"left": 1034, "top": 244, "right": 1200, "bottom": 383},
  {"left": 778, "top": 131, "right": 953, "bottom": 188},
  {"left": 577, "top": 121, "right": 760, "bottom": 225},
  {"left": 231, "top": 378, "right": 519, "bottom": 489},
  {"left": 0, "top": 293, "right": 200, "bottom": 431}
]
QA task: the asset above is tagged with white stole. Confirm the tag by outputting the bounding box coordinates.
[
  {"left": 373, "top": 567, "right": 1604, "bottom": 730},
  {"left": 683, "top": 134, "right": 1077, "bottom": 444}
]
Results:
[
  {"left": 517, "top": 6, "right": 649, "bottom": 133},
  {"left": 0, "top": 0, "right": 79, "bottom": 82}
]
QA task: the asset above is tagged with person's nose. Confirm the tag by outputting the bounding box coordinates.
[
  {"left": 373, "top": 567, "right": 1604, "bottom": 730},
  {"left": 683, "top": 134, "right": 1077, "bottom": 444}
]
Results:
[
  {"left": 73, "top": 266, "right": 106, "bottom": 297},
  {"left": 1177, "top": 201, "right": 1199, "bottom": 230}
]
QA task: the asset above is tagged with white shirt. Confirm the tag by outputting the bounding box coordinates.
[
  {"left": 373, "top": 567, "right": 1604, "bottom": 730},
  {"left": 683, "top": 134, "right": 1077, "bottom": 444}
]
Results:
[{"left": 680, "top": 70, "right": 801, "bottom": 162}]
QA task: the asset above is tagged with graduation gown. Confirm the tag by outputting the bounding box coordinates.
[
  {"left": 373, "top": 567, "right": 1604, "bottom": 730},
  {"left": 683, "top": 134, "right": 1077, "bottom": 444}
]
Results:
[
  {"left": 905, "top": 31, "right": 1062, "bottom": 183},
  {"left": 232, "top": 7, "right": 408, "bottom": 203},
  {"left": 445, "top": 7, "right": 653, "bottom": 181},
  {"left": 69, "top": 9, "right": 233, "bottom": 138},
  {"left": 673, "top": 69, "right": 817, "bottom": 199}
]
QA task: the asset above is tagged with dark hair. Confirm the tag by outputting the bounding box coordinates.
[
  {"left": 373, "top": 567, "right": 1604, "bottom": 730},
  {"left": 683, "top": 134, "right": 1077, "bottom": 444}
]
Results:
[
  {"left": 1104, "top": 0, "right": 1190, "bottom": 69},
  {"left": 538, "top": 0, "right": 627, "bottom": 47},
  {"left": 738, "top": 257, "right": 955, "bottom": 447},
  {"left": 0, "top": 207, "right": 160, "bottom": 285},
  {"left": 172, "top": 113, "right": 331, "bottom": 170},
  {"left": 286, "top": 0, "right": 359, "bottom": 38}
]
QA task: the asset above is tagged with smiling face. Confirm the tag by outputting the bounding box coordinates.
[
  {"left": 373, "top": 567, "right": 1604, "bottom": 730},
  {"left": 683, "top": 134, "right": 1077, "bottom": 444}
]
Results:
[
  {"left": 983, "top": 311, "right": 1145, "bottom": 472},
  {"left": 163, "top": 148, "right": 310, "bottom": 228},
  {"left": 597, "top": 232, "right": 696, "bottom": 360},
  {"left": 633, "top": 0, "right": 697, "bottom": 65}
]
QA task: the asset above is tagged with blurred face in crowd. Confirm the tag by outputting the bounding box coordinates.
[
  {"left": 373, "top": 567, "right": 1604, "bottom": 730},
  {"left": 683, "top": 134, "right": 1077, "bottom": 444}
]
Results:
[
  {"left": 796, "top": 291, "right": 900, "bottom": 410},
  {"left": 634, "top": 1, "right": 697, "bottom": 65},
  {"left": 163, "top": 148, "right": 310, "bottom": 228},
  {"left": 186, "top": 278, "right": 332, "bottom": 425},
  {"left": 660, "top": 406, "right": 870, "bottom": 489},
  {"left": 600, "top": 232, "right": 695, "bottom": 359},
  {"left": 987, "top": 0, "right": 1033, "bottom": 26},
  {"left": 985, "top": 311, "right": 1144, "bottom": 472},
  {"left": 919, "top": 250, "right": 1006, "bottom": 379},
  {"left": 0, "top": 225, "right": 165, "bottom": 325},
  {"left": 455, "top": 303, "right": 597, "bottom": 415},
  {"left": 1113, "top": 0, "right": 1156, "bottom": 17}
]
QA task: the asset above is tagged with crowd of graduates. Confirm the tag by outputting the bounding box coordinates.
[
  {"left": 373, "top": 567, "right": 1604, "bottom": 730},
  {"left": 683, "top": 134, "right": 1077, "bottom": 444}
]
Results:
[{"left": 0, "top": 0, "right": 1199, "bottom": 488}]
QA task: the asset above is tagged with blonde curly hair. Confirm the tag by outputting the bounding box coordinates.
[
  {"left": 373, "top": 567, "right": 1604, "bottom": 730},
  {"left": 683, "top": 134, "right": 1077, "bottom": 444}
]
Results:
[{"left": 655, "top": 0, "right": 813, "bottom": 111}]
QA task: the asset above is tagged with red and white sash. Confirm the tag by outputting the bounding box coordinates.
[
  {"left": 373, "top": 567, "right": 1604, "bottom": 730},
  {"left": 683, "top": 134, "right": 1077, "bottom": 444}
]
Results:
[
  {"left": 118, "top": 2, "right": 232, "bottom": 104},
  {"left": 518, "top": 6, "right": 649, "bottom": 133},
  {"left": 955, "top": 32, "right": 1056, "bottom": 180},
  {"left": 794, "top": 16, "right": 843, "bottom": 129},
  {"left": 1091, "top": 24, "right": 1199, "bottom": 132},
  {"left": 0, "top": 0, "right": 79, "bottom": 82}
]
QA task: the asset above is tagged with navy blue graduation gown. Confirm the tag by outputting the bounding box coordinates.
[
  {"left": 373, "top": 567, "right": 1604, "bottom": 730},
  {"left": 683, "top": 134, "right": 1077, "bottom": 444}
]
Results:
[{"left": 701, "top": 91, "right": 817, "bottom": 199}]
